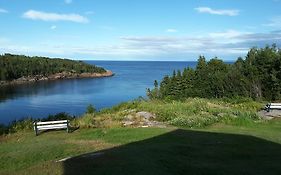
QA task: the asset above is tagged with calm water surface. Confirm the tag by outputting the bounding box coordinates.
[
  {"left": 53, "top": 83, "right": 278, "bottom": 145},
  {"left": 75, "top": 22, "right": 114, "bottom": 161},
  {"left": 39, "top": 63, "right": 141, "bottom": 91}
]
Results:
[{"left": 0, "top": 61, "right": 197, "bottom": 124}]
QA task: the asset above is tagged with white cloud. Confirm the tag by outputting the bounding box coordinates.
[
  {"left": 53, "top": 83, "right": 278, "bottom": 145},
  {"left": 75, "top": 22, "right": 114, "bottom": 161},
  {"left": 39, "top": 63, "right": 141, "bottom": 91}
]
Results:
[
  {"left": 1, "top": 30, "right": 280, "bottom": 60},
  {"left": 195, "top": 7, "right": 239, "bottom": 16},
  {"left": 264, "top": 16, "right": 281, "bottom": 28},
  {"left": 0, "top": 8, "right": 8, "bottom": 13},
  {"left": 209, "top": 30, "right": 245, "bottom": 39},
  {"left": 50, "top": 25, "right": 57, "bottom": 30},
  {"left": 64, "top": 0, "right": 72, "bottom": 4},
  {"left": 166, "top": 29, "right": 178, "bottom": 33},
  {"left": 22, "top": 10, "right": 89, "bottom": 23}
]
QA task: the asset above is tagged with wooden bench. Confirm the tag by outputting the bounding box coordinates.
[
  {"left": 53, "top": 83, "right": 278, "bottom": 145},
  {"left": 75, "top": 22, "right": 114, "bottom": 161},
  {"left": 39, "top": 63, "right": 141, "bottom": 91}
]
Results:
[
  {"left": 33, "top": 120, "right": 70, "bottom": 136},
  {"left": 265, "top": 103, "right": 281, "bottom": 112}
]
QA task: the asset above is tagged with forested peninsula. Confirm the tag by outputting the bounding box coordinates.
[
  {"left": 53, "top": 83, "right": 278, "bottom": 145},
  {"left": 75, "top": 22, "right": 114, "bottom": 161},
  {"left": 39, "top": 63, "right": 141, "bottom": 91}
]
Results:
[{"left": 0, "top": 54, "right": 113, "bottom": 85}]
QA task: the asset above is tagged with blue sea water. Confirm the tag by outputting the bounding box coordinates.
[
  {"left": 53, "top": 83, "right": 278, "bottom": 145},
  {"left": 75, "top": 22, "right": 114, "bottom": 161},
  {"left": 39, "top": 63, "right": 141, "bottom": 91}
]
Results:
[{"left": 0, "top": 61, "right": 197, "bottom": 124}]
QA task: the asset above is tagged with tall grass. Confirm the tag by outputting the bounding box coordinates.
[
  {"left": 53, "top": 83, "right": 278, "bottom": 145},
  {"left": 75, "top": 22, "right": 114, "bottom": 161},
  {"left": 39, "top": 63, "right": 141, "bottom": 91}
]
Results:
[
  {"left": 1, "top": 98, "right": 265, "bottom": 135},
  {"left": 76, "top": 97, "right": 264, "bottom": 129},
  {"left": 133, "top": 98, "right": 262, "bottom": 128}
]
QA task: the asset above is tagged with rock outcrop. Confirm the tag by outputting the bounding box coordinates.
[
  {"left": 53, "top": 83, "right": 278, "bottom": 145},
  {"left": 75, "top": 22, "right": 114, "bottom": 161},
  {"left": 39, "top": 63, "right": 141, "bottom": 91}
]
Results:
[
  {"left": 0, "top": 70, "right": 114, "bottom": 86},
  {"left": 122, "top": 111, "right": 166, "bottom": 128}
]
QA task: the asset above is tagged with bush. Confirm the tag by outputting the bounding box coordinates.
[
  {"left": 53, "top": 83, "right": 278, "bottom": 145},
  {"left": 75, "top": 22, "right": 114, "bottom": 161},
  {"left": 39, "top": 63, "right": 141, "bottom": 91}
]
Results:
[
  {"left": 9, "top": 118, "right": 34, "bottom": 133},
  {"left": 169, "top": 114, "right": 220, "bottom": 128},
  {"left": 73, "top": 114, "right": 95, "bottom": 128},
  {"left": 0, "top": 124, "right": 8, "bottom": 135},
  {"left": 0, "top": 113, "right": 76, "bottom": 135},
  {"left": 86, "top": 104, "right": 96, "bottom": 114},
  {"left": 43, "top": 112, "right": 75, "bottom": 121}
]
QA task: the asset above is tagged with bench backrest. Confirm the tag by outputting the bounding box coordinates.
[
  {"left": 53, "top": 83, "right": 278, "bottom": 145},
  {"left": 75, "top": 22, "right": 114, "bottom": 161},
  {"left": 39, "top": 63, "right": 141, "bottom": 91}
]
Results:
[
  {"left": 34, "top": 120, "right": 69, "bottom": 132},
  {"left": 269, "top": 103, "right": 281, "bottom": 106},
  {"left": 36, "top": 120, "right": 68, "bottom": 125},
  {"left": 265, "top": 103, "right": 281, "bottom": 111}
]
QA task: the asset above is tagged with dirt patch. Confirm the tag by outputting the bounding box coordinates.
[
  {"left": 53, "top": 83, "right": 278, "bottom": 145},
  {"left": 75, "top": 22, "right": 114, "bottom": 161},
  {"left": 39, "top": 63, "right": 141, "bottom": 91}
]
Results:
[{"left": 258, "top": 110, "right": 281, "bottom": 120}]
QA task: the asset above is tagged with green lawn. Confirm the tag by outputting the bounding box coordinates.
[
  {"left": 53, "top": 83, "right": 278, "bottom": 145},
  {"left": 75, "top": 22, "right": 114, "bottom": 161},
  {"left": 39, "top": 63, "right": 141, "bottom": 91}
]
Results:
[{"left": 1, "top": 120, "right": 281, "bottom": 175}]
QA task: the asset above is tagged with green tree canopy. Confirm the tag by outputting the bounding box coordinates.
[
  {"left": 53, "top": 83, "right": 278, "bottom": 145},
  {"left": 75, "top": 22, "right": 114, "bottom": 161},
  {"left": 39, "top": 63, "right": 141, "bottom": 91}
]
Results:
[
  {"left": 148, "top": 44, "right": 281, "bottom": 101},
  {"left": 0, "top": 54, "right": 106, "bottom": 81}
]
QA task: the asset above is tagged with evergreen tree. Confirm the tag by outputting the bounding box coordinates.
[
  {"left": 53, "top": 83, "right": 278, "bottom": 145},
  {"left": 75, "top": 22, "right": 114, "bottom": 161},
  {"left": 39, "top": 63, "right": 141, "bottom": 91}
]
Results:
[
  {"left": 0, "top": 54, "right": 106, "bottom": 81},
  {"left": 149, "top": 44, "right": 281, "bottom": 101}
]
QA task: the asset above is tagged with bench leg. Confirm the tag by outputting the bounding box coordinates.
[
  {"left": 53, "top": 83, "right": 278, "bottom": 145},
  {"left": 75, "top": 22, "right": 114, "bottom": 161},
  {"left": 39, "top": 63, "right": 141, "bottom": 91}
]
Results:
[
  {"left": 66, "top": 121, "right": 69, "bottom": 133},
  {"left": 267, "top": 105, "right": 270, "bottom": 112},
  {"left": 34, "top": 123, "right": 38, "bottom": 136}
]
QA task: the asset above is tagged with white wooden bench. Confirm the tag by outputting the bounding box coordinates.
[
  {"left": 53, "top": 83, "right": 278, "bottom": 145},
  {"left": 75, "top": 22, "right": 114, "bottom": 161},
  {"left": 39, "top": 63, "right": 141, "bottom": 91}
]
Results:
[
  {"left": 33, "top": 120, "right": 70, "bottom": 136},
  {"left": 265, "top": 103, "right": 281, "bottom": 112}
]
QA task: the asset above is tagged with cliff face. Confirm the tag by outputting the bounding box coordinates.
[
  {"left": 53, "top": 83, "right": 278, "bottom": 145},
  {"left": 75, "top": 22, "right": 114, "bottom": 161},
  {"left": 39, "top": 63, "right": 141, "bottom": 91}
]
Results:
[{"left": 0, "top": 70, "right": 114, "bottom": 86}]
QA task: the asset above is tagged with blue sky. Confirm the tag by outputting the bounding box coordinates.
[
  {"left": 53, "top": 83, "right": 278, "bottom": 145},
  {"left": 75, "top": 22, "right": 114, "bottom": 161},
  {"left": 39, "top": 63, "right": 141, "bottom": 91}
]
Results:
[{"left": 0, "top": 0, "right": 281, "bottom": 61}]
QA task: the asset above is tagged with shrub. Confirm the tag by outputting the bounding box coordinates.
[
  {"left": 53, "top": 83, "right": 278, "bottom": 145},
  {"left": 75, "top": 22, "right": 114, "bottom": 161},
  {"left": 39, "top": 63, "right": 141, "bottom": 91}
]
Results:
[
  {"left": 86, "top": 104, "right": 96, "bottom": 114},
  {"left": 0, "top": 113, "right": 76, "bottom": 135},
  {"left": 9, "top": 118, "right": 34, "bottom": 133},
  {"left": 0, "top": 124, "right": 8, "bottom": 135},
  {"left": 43, "top": 112, "right": 75, "bottom": 121}
]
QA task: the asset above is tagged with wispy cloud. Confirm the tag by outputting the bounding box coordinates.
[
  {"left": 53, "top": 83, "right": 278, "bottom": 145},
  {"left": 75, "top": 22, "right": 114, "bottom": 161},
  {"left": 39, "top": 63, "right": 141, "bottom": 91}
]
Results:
[
  {"left": 264, "top": 16, "right": 281, "bottom": 28},
  {"left": 208, "top": 30, "right": 249, "bottom": 43},
  {"left": 64, "top": 0, "right": 72, "bottom": 4},
  {"left": 0, "top": 8, "right": 8, "bottom": 13},
  {"left": 166, "top": 29, "right": 178, "bottom": 33},
  {"left": 22, "top": 10, "right": 89, "bottom": 23},
  {"left": 195, "top": 7, "right": 239, "bottom": 16},
  {"left": 116, "top": 31, "right": 281, "bottom": 58},
  {"left": 1, "top": 30, "right": 280, "bottom": 60},
  {"left": 50, "top": 25, "right": 57, "bottom": 30}
]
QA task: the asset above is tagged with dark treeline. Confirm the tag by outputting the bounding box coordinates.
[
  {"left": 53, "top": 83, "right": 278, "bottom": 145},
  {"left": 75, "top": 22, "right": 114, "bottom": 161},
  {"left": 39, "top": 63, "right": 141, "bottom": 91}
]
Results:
[
  {"left": 148, "top": 45, "right": 281, "bottom": 101},
  {"left": 0, "top": 53, "right": 106, "bottom": 81}
]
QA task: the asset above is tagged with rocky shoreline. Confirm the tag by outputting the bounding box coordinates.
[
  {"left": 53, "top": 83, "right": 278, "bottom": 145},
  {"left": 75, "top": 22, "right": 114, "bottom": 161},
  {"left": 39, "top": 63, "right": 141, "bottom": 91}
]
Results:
[{"left": 0, "top": 70, "right": 114, "bottom": 86}]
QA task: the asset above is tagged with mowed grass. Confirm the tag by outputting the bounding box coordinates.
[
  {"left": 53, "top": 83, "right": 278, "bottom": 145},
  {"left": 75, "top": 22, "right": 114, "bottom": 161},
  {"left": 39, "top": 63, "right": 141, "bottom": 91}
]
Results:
[
  {"left": 1, "top": 119, "right": 281, "bottom": 175},
  {"left": 0, "top": 127, "right": 171, "bottom": 174}
]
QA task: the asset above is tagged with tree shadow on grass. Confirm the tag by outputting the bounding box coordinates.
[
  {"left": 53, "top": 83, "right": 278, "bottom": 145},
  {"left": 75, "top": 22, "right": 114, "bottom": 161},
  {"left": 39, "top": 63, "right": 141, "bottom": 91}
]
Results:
[{"left": 63, "top": 129, "right": 281, "bottom": 175}]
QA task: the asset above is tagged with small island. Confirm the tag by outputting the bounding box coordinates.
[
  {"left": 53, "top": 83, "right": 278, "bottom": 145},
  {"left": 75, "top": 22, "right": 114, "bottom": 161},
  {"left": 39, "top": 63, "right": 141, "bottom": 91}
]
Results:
[{"left": 0, "top": 54, "right": 114, "bottom": 86}]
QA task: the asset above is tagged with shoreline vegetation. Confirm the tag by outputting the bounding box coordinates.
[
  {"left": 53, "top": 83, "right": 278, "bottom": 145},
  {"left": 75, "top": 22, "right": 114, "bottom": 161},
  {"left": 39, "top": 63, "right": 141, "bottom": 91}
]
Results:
[
  {"left": 0, "top": 70, "right": 114, "bottom": 86},
  {"left": 0, "top": 97, "right": 264, "bottom": 134},
  {"left": 0, "top": 53, "right": 114, "bottom": 86}
]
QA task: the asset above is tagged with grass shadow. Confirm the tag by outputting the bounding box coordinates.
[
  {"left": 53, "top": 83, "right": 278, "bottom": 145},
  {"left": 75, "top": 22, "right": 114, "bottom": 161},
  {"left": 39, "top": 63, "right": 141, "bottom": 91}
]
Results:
[
  {"left": 34, "top": 125, "right": 79, "bottom": 136},
  {"left": 63, "top": 129, "right": 281, "bottom": 175}
]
